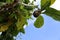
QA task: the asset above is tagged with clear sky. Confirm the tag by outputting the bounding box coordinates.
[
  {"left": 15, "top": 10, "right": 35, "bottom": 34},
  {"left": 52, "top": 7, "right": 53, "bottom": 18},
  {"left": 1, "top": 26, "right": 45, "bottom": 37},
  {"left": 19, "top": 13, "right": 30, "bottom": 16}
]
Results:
[{"left": 16, "top": 0, "right": 60, "bottom": 40}]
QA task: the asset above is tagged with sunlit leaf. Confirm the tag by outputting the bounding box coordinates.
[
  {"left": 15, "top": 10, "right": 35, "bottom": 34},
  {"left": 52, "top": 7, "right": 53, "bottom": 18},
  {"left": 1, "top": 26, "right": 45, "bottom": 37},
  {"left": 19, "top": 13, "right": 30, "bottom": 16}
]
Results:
[
  {"left": 0, "top": 21, "right": 12, "bottom": 32},
  {"left": 34, "top": 15, "right": 44, "bottom": 28},
  {"left": 16, "top": 15, "right": 26, "bottom": 30},
  {"left": 51, "top": 0, "right": 55, "bottom": 5},
  {"left": 41, "top": 0, "right": 47, "bottom": 7},
  {"left": 0, "top": 24, "right": 8, "bottom": 32}
]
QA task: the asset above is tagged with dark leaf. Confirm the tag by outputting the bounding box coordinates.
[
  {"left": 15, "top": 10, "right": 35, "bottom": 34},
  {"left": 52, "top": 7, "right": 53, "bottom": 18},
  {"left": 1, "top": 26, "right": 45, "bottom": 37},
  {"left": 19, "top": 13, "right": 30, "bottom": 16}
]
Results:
[
  {"left": 23, "top": 0, "right": 30, "bottom": 4},
  {"left": 44, "top": 7, "right": 60, "bottom": 21},
  {"left": 20, "top": 28, "right": 25, "bottom": 34}
]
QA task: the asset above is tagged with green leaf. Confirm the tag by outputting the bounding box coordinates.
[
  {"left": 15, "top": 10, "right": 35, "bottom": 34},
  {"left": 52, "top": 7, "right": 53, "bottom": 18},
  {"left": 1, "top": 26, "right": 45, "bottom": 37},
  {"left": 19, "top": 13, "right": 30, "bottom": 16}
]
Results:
[
  {"left": 41, "top": 0, "right": 47, "bottom": 7},
  {"left": 6, "top": 0, "right": 14, "bottom": 3},
  {"left": 41, "top": 0, "right": 51, "bottom": 11},
  {"left": 16, "top": 15, "right": 26, "bottom": 30},
  {"left": 44, "top": 7, "right": 60, "bottom": 21},
  {"left": 23, "top": 0, "right": 30, "bottom": 4},
  {"left": 0, "top": 20, "right": 12, "bottom": 32},
  {"left": 20, "top": 28, "right": 25, "bottom": 34},
  {"left": 41, "top": 0, "right": 55, "bottom": 11},
  {"left": 9, "top": 25, "right": 19, "bottom": 36},
  {"left": 34, "top": 15, "right": 44, "bottom": 28},
  {"left": 24, "top": 6, "right": 34, "bottom": 10},
  {"left": 51, "top": 0, "right": 55, "bottom": 5}
]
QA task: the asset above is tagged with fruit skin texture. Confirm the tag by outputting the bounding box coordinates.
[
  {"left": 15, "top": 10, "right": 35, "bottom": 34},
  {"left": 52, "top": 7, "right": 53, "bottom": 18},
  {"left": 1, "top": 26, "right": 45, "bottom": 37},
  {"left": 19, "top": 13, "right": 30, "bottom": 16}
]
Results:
[{"left": 33, "top": 10, "right": 41, "bottom": 17}]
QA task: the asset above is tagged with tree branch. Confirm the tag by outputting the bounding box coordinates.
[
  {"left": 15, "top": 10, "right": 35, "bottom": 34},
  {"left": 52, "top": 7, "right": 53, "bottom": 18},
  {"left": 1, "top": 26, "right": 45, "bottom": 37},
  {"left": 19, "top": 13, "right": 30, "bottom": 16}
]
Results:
[{"left": 0, "top": 0, "right": 37, "bottom": 12}]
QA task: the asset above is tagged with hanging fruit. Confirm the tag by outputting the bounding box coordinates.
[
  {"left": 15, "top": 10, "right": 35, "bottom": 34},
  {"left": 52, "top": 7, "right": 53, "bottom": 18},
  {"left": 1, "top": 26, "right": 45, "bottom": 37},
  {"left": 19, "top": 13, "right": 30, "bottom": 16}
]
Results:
[{"left": 33, "top": 10, "right": 41, "bottom": 17}]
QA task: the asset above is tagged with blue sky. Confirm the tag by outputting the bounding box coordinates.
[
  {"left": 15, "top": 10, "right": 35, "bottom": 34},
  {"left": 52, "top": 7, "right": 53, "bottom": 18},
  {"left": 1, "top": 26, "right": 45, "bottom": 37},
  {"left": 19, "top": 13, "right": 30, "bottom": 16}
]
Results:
[{"left": 16, "top": 0, "right": 60, "bottom": 40}]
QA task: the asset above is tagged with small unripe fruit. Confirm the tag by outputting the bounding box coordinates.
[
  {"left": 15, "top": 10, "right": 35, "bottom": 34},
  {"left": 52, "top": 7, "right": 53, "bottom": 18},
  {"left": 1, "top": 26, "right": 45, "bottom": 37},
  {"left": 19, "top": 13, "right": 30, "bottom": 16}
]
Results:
[{"left": 33, "top": 10, "right": 41, "bottom": 17}]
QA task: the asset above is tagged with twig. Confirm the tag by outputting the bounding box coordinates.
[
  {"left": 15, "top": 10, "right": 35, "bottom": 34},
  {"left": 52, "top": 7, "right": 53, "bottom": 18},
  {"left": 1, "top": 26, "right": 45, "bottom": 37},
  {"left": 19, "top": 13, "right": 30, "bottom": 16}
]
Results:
[{"left": 0, "top": 0, "right": 37, "bottom": 12}]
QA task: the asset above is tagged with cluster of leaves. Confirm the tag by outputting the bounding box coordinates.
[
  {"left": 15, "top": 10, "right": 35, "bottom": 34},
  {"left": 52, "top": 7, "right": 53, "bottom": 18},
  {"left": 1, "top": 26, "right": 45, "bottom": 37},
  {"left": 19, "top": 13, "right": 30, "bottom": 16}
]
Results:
[
  {"left": 0, "top": 0, "right": 60, "bottom": 40},
  {"left": 0, "top": 0, "right": 36, "bottom": 40},
  {"left": 34, "top": 0, "right": 60, "bottom": 28}
]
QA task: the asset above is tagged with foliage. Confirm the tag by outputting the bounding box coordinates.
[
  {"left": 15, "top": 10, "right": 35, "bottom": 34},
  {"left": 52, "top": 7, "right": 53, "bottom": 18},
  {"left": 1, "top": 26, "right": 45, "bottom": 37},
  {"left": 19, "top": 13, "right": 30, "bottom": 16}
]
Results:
[
  {"left": 0, "top": 0, "right": 60, "bottom": 40},
  {"left": 34, "top": 15, "right": 44, "bottom": 28},
  {"left": 44, "top": 7, "right": 60, "bottom": 21}
]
